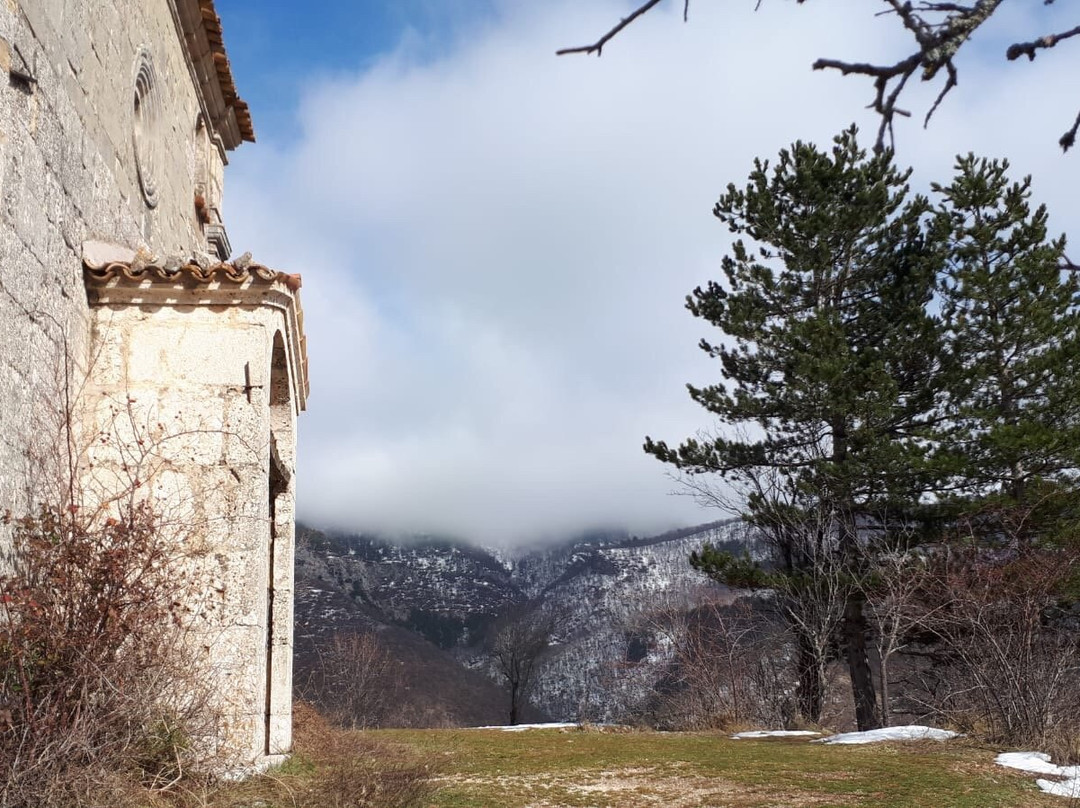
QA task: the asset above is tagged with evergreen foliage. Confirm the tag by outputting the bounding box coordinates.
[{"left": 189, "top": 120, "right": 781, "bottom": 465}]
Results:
[
  {"left": 689, "top": 547, "right": 769, "bottom": 591},
  {"left": 933, "top": 155, "right": 1080, "bottom": 547},
  {"left": 645, "top": 126, "right": 941, "bottom": 512},
  {"left": 648, "top": 129, "right": 1080, "bottom": 731},
  {"left": 647, "top": 127, "right": 943, "bottom": 729}
]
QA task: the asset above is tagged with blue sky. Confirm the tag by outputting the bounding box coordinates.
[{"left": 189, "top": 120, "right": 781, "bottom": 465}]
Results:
[
  {"left": 210, "top": 1, "right": 1080, "bottom": 545},
  {"left": 216, "top": 1, "right": 498, "bottom": 143}
]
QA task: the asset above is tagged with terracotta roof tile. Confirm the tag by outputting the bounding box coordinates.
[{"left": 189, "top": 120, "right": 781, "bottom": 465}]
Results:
[
  {"left": 84, "top": 258, "right": 300, "bottom": 291},
  {"left": 198, "top": 0, "right": 254, "bottom": 143},
  {"left": 83, "top": 251, "right": 308, "bottom": 406}
]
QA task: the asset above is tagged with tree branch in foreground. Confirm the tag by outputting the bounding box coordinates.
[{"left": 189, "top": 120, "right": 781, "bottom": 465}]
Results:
[
  {"left": 558, "top": 0, "right": 1080, "bottom": 153},
  {"left": 556, "top": 0, "right": 666, "bottom": 56},
  {"left": 1006, "top": 24, "right": 1080, "bottom": 62}
]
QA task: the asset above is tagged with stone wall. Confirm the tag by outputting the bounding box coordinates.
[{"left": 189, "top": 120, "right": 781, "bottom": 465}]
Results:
[
  {"left": 83, "top": 282, "right": 300, "bottom": 764},
  {"left": 0, "top": 0, "right": 227, "bottom": 511},
  {"left": 0, "top": 0, "right": 302, "bottom": 771}
]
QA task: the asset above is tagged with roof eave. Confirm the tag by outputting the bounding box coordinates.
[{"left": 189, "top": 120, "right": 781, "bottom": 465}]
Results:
[{"left": 170, "top": 0, "right": 255, "bottom": 150}]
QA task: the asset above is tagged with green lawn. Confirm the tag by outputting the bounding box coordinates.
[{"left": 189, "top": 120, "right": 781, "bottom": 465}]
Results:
[{"left": 367, "top": 726, "right": 1061, "bottom": 808}]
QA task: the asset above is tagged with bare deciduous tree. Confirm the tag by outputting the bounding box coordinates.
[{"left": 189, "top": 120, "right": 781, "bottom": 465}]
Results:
[
  {"left": 559, "top": 1, "right": 1080, "bottom": 152},
  {"left": 489, "top": 608, "right": 558, "bottom": 725},
  {"left": 859, "top": 547, "right": 939, "bottom": 726},
  {"left": 684, "top": 464, "right": 859, "bottom": 726}
]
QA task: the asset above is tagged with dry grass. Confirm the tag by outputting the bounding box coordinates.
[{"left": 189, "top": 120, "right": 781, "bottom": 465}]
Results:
[
  {"left": 158, "top": 703, "right": 435, "bottom": 808},
  {"left": 2, "top": 702, "right": 437, "bottom": 808},
  {"left": 21, "top": 709, "right": 1067, "bottom": 808},
  {"left": 376, "top": 726, "right": 1065, "bottom": 808},
  {"left": 5, "top": 697, "right": 1067, "bottom": 807}
]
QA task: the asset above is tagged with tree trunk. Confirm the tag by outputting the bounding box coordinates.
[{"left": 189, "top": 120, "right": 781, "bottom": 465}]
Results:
[
  {"left": 844, "top": 596, "right": 881, "bottom": 731},
  {"left": 830, "top": 450, "right": 881, "bottom": 733},
  {"left": 879, "top": 653, "right": 890, "bottom": 728},
  {"left": 509, "top": 681, "right": 519, "bottom": 725},
  {"left": 794, "top": 631, "right": 824, "bottom": 724}
]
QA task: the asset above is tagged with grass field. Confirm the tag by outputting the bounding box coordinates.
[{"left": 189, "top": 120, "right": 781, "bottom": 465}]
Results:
[
  {"left": 369, "top": 725, "right": 1062, "bottom": 808},
  {"left": 191, "top": 710, "right": 1068, "bottom": 808}
]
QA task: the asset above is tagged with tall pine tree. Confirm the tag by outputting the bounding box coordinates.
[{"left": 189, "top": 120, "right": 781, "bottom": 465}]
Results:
[
  {"left": 645, "top": 128, "right": 943, "bottom": 730},
  {"left": 933, "top": 156, "right": 1080, "bottom": 547}
]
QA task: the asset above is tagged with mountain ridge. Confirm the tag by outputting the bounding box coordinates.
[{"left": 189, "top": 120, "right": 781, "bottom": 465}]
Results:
[{"left": 293, "top": 517, "right": 754, "bottom": 724}]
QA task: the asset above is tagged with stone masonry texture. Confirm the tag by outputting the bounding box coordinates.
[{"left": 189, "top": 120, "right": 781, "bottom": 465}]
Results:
[{"left": 0, "top": 0, "right": 306, "bottom": 771}]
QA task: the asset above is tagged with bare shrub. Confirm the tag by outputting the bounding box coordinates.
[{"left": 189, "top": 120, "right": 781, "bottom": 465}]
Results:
[
  {"left": 908, "top": 545, "right": 1080, "bottom": 759},
  {"left": 644, "top": 598, "right": 794, "bottom": 730},
  {"left": 300, "top": 631, "right": 396, "bottom": 729},
  {"left": 289, "top": 701, "right": 434, "bottom": 808},
  {"left": 174, "top": 703, "right": 435, "bottom": 808},
  {"left": 860, "top": 548, "right": 938, "bottom": 726},
  {"left": 0, "top": 502, "right": 212, "bottom": 808}
]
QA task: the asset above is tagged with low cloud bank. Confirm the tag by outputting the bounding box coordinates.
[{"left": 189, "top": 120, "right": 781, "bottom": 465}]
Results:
[{"left": 226, "top": 0, "right": 1079, "bottom": 545}]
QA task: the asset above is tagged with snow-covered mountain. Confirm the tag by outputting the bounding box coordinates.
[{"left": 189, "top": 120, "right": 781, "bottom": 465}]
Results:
[{"left": 294, "top": 519, "right": 756, "bottom": 723}]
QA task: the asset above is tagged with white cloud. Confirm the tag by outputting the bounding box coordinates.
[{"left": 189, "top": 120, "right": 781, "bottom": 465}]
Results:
[{"left": 224, "top": 0, "right": 1079, "bottom": 545}]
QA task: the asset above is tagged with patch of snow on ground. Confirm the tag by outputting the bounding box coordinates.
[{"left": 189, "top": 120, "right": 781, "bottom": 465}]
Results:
[
  {"left": 1038, "top": 777, "right": 1080, "bottom": 799},
  {"left": 996, "top": 752, "right": 1080, "bottom": 799},
  {"left": 731, "top": 730, "right": 821, "bottom": 739},
  {"left": 814, "top": 726, "right": 959, "bottom": 745},
  {"left": 996, "top": 752, "right": 1066, "bottom": 776},
  {"left": 471, "top": 722, "right": 580, "bottom": 732}
]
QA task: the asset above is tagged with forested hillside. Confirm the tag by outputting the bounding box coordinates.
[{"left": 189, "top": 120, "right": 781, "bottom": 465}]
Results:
[{"left": 293, "top": 520, "right": 750, "bottom": 725}]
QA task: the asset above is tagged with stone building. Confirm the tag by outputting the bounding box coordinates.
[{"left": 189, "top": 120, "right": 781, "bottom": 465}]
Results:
[{"left": 0, "top": 0, "right": 306, "bottom": 768}]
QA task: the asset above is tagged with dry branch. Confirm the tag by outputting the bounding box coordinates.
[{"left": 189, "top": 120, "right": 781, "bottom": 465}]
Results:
[
  {"left": 1006, "top": 24, "right": 1080, "bottom": 61},
  {"left": 558, "top": 0, "right": 1080, "bottom": 152},
  {"left": 556, "top": 0, "right": 665, "bottom": 56}
]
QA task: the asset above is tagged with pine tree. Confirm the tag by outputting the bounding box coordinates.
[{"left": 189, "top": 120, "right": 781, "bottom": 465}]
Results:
[
  {"left": 645, "top": 127, "right": 944, "bottom": 730},
  {"left": 933, "top": 156, "right": 1080, "bottom": 547}
]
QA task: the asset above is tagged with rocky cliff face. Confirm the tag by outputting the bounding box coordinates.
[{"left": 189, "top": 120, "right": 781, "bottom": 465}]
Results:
[{"left": 294, "top": 519, "right": 755, "bottom": 724}]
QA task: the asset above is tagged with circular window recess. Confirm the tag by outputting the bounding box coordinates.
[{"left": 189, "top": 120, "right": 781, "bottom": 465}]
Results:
[{"left": 133, "top": 50, "right": 160, "bottom": 209}]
